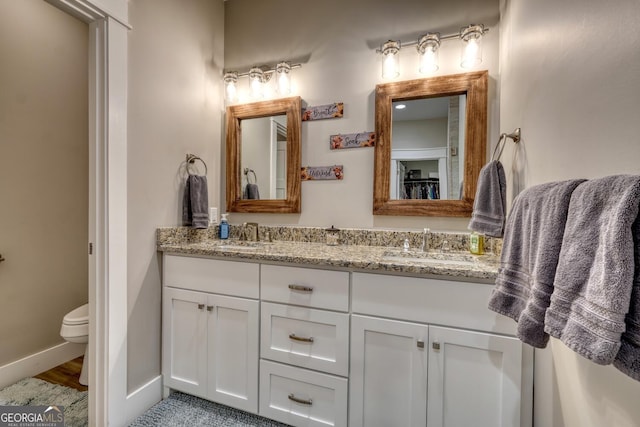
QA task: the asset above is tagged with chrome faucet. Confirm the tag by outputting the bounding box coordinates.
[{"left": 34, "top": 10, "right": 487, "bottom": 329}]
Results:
[
  {"left": 421, "top": 228, "right": 430, "bottom": 252},
  {"left": 242, "top": 222, "right": 259, "bottom": 241}
]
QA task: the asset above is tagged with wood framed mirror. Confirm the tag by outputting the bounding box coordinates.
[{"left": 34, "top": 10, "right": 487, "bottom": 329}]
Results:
[
  {"left": 226, "top": 96, "right": 302, "bottom": 213},
  {"left": 373, "top": 71, "right": 487, "bottom": 217}
]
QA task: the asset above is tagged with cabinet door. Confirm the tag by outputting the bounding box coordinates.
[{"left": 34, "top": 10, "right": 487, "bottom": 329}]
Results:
[
  {"left": 162, "top": 287, "right": 208, "bottom": 398},
  {"left": 207, "top": 294, "right": 259, "bottom": 413},
  {"left": 350, "top": 315, "right": 429, "bottom": 427},
  {"left": 427, "top": 326, "right": 523, "bottom": 427}
]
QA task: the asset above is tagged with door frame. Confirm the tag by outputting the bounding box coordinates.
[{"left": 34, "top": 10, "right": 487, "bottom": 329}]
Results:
[{"left": 45, "top": 1, "right": 129, "bottom": 425}]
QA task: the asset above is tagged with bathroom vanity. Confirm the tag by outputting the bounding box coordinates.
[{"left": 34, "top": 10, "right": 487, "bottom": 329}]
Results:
[{"left": 158, "top": 228, "right": 532, "bottom": 427}]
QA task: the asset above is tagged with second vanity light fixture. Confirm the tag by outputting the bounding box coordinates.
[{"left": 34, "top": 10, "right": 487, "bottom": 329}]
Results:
[
  {"left": 379, "top": 24, "right": 489, "bottom": 79},
  {"left": 224, "top": 61, "right": 301, "bottom": 103}
]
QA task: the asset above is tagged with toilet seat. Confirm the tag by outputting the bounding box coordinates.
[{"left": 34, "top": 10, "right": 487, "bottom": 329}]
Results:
[{"left": 62, "top": 303, "right": 88, "bottom": 326}]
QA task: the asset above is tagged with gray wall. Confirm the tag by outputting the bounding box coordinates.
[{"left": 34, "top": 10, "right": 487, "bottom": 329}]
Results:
[
  {"left": 0, "top": 0, "right": 88, "bottom": 365},
  {"left": 224, "top": 0, "right": 500, "bottom": 230},
  {"left": 500, "top": 0, "right": 640, "bottom": 425},
  {"left": 127, "top": 0, "right": 225, "bottom": 393}
]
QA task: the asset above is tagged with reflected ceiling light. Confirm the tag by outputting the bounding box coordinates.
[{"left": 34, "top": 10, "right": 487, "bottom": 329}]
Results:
[
  {"left": 395, "top": 104, "right": 407, "bottom": 109},
  {"left": 378, "top": 23, "right": 488, "bottom": 77},
  {"left": 381, "top": 40, "right": 400, "bottom": 79},
  {"left": 417, "top": 33, "right": 440, "bottom": 74},
  {"left": 223, "top": 62, "right": 302, "bottom": 103},
  {"left": 460, "top": 24, "right": 485, "bottom": 69}
]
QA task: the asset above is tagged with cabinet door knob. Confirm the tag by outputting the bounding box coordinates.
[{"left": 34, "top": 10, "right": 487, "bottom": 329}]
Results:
[
  {"left": 206, "top": 305, "right": 214, "bottom": 312},
  {"left": 288, "top": 284, "right": 313, "bottom": 293},
  {"left": 197, "top": 304, "right": 205, "bottom": 310},
  {"left": 288, "top": 393, "right": 313, "bottom": 406},
  {"left": 432, "top": 341, "right": 441, "bottom": 351},
  {"left": 289, "top": 333, "right": 314, "bottom": 344}
]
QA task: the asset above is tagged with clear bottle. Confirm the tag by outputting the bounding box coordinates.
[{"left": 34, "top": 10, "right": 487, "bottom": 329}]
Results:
[
  {"left": 219, "top": 214, "right": 230, "bottom": 240},
  {"left": 469, "top": 232, "right": 485, "bottom": 255}
]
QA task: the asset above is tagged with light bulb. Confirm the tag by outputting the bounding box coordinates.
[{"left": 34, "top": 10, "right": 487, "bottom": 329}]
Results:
[
  {"left": 381, "top": 40, "right": 400, "bottom": 79},
  {"left": 223, "top": 72, "right": 238, "bottom": 103},
  {"left": 417, "top": 34, "right": 440, "bottom": 74},
  {"left": 460, "top": 25, "right": 484, "bottom": 69},
  {"left": 276, "top": 62, "right": 292, "bottom": 95}
]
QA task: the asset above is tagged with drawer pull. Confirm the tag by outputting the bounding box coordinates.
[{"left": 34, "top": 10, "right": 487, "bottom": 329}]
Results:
[
  {"left": 206, "top": 305, "right": 214, "bottom": 312},
  {"left": 288, "top": 393, "right": 313, "bottom": 406},
  {"left": 289, "top": 333, "right": 314, "bottom": 344},
  {"left": 197, "top": 304, "right": 205, "bottom": 310},
  {"left": 288, "top": 284, "right": 314, "bottom": 293}
]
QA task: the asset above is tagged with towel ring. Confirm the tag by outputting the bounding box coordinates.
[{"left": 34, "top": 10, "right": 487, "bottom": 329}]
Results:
[
  {"left": 186, "top": 154, "right": 208, "bottom": 175},
  {"left": 244, "top": 168, "right": 257, "bottom": 184},
  {"left": 491, "top": 128, "right": 521, "bottom": 162}
]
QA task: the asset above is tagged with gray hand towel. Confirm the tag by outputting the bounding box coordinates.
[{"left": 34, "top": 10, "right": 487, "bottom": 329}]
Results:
[
  {"left": 468, "top": 160, "right": 507, "bottom": 238},
  {"left": 545, "top": 175, "right": 640, "bottom": 365},
  {"left": 243, "top": 183, "right": 260, "bottom": 200},
  {"left": 487, "top": 179, "right": 586, "bottom": 348},
  {"left": 182, "top": 175, "right": 209, "bottom": 229},
  {"left": 614, "top": 217, "right": 640, "bottom": 380}
]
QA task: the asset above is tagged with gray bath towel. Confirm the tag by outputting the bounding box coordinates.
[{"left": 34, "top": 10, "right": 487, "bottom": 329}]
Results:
[
  {"left": 468, "top": 160, "right": 507, "bottom": 238},
  {"left": 614, "top": 217, "right": 640, "bottom": 380},
  {"left": 182, "top": 175, "right": 209, "bottom": 229},
  {"left": 487, "top": 179, "right": 586, "bottom": 348},
  {"left": 545, "top": 175, "right": 640, "bottom": 365},
  {"left": 243, "top": 183, "right": 260, "bottom": 200}
]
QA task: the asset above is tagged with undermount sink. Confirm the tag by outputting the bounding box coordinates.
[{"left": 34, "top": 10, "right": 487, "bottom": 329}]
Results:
[
  {"left": 213, "top": 240, "right": 266, "bottom": 251},
  {"left": 381, "top": 250, "right": 492, "bottom": 267}
]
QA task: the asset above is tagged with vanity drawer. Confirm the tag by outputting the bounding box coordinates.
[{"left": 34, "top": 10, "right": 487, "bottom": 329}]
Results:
[
  {"left": 261, "top": 265, "right": 349, "bottom": 311},
  {"left": 259, "top": 360, "right": 348, "bottom": 427},
  {"left": 261, "top": 302, "right": 349, "bottom": 376},
  {"left": 352, "top": 272, "right": 516, "bottom": 336},
  {"left": 163, "top": 254, "right": 259, "bottom": 299}
]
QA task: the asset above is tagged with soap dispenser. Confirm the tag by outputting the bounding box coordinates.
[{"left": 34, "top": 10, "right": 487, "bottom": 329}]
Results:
[
  {"left": 469, "top": 232, "right": 484, "bottom": 255},
  {"left": 219, "top": 214, "right": 230, "bottom": 240}
]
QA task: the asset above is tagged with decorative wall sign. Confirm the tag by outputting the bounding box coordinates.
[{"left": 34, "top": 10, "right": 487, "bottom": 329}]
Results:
[
  {"left": 329, "top": 131, "right": 376, "bottom": 150},
  {"left": 301, "top": 165, "right": 344, "bottom": 181},
  {"left": 302, "top": 102, "right": 344, "bottom": 121}
]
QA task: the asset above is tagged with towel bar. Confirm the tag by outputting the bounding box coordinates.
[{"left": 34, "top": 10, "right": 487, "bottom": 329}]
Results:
[
  {"left": 186, "top": 154, "right": 208, "bottom": 175},
  {"left": 491, "top": 128, "right": 521, "bottom": 162}
]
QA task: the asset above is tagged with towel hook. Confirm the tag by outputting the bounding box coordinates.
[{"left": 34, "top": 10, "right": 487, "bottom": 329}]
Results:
[
  {"left": 244, "top": 167, "right": 257, "bottom": 184},
  {"left": 186, "top": 154, "right": 208, "bottom": 175},
  {"left": 491, "top": 128, "right": 521, "bottom": 162}
]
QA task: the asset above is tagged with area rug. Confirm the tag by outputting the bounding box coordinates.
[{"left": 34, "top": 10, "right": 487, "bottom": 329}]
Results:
[
  {"left": 129, "top": 391, "right": 290, "bottom": 427},
  {"left": 0, "top": 377, "right": 88, "bottom": 426}
]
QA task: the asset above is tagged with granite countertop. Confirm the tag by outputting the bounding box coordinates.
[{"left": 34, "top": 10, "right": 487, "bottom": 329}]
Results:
[{"left": 157, "top": 235, "right": 500, "bottom": 283}]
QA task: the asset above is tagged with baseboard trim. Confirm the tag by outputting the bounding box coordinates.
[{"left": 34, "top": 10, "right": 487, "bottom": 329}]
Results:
[
  {"left": 0, "top": 342, "right": 85, "bottom": 389},
  {"left": 124, "top": 375, "right": 163, "bottom": 425}
]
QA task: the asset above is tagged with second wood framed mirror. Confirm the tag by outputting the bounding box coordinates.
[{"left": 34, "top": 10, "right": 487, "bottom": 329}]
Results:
[
  {"left": 226, "top": 96, "right": 302, "bottom": 213},
  {"left": 373, "top": 71, "right": 488, "bottom": 217}
]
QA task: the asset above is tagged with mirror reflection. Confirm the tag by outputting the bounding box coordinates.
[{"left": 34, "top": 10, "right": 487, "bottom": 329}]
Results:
[
  {"left": 240, "top": 115, "right": 288, "bottom": 200},
  {"left": 225, "top": 96, "right": 301, "bottom": 213},
  {"left": 391, "top": 95, "right": 466, "bottom": 201},
  {"left": 373, "top": 71, "right": 488, "bottom": 217}
]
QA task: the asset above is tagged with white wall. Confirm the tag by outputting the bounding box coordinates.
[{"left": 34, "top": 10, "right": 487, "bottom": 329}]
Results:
[
  {"left": 224, "top": 0, "right": 500, "bottom": 231},
  {"left": 393, "top": 118, "right": 448, "bottom": 150},
  {"left": 0, "top": 0, "right": 88, "bottom": 366},
  {"left": 499, "top": 0, "right": 640, "bottom": 425},
  {"left": 127, "top": 0, "right": 225, "bottom": 393}
]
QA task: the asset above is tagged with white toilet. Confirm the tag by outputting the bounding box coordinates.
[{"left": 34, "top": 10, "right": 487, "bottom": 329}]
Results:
[{"left": 60, "top": 303, "right": 89, "bottom": 386}]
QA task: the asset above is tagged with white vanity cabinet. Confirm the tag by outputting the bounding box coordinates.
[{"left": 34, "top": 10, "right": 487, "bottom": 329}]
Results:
[
  {"left": 162, "top": 255, "right": 260, "bottom": 413},
  {"left": 350, "top": 272, "right": 532, "bottom": 427},
  {"left": 259, "top": 264, "right": 350, "bottom": 427}
]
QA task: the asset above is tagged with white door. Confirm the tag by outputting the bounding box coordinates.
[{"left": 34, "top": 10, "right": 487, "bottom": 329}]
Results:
[
  {"left": 162, "top": 287, "right": 208, "bottom": 398},
  {"left": 207, "top": 294, "right": 259, "bottom": 413},
  {"left": 427, "top": 326, "right": 523, "bottom": 427},
  {"left": 350, "top": 315, "right": 429, "bottom": 427}
]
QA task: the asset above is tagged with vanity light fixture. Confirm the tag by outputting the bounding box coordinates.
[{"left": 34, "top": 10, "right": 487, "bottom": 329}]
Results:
[
  {"left": 377, "top": 23, "right": 488, "bottom": 78},
  {"left": 223, "top": 62, "right": 302, "bottom": 102},
  {"left": 381, "top": 40, "right": 401, "bottom": 79}
]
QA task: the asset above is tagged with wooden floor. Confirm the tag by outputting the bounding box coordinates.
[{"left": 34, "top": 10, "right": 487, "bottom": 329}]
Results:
[{"left": 35, "top": 356, "right": 87, "bottom": 392}]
